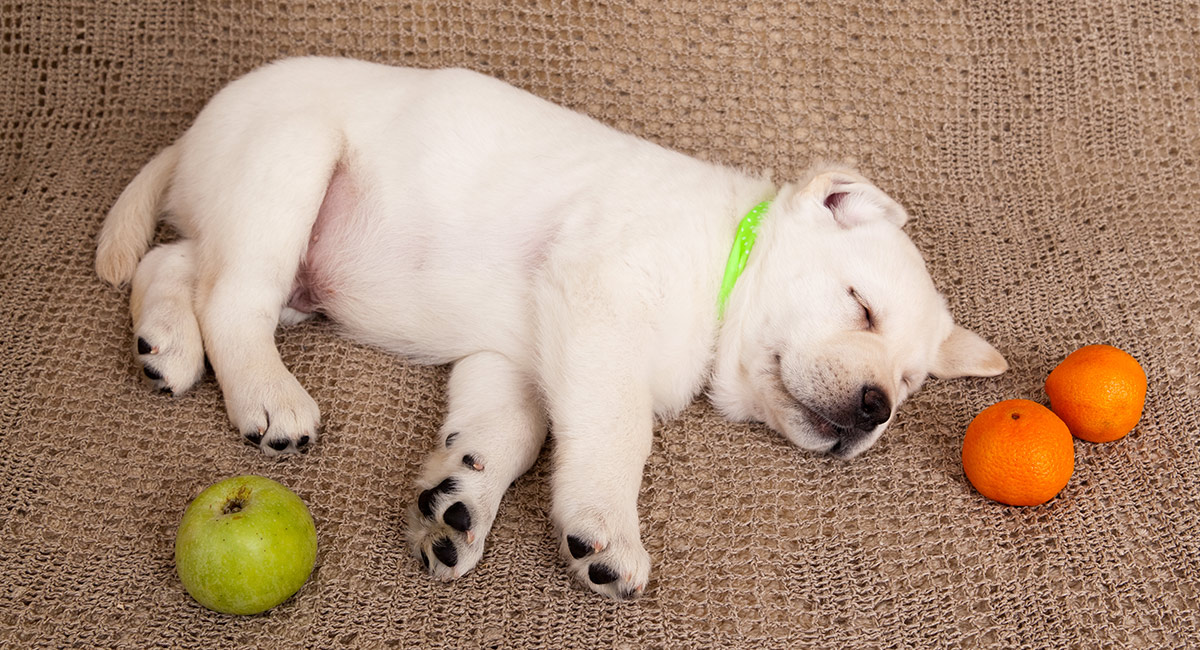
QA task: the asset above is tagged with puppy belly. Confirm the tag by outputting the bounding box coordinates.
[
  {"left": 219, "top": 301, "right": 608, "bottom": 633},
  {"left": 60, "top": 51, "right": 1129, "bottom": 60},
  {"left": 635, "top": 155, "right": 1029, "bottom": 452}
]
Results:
[
  {"left": 288, "top": 163, "right": 356, "bottom": 315},
  {"left": 283, "top": 162, "right": 532, "bottom": 363}
]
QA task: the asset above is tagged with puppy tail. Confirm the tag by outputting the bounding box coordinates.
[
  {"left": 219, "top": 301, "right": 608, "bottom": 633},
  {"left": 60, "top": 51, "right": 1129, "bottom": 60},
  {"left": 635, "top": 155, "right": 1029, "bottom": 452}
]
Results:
[{"left": 95, "top": 143, "right": 180, "bottom": 286}]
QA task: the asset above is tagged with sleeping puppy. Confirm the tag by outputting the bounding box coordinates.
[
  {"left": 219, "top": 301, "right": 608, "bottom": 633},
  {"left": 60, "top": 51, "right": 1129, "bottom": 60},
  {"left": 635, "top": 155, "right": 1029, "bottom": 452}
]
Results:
[{"left": 95, "top": 57, "right": 1007, "bottom": 600}]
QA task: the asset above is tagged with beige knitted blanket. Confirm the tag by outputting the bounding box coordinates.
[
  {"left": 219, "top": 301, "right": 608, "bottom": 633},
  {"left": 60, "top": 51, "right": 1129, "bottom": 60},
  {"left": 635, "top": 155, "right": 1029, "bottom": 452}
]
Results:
[{"left": 2, "top": 2, "right": 1197, "bottom": 647}]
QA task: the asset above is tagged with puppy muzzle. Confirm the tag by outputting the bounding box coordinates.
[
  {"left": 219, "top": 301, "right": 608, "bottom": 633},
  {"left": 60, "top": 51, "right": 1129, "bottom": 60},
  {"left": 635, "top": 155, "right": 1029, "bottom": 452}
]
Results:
[{"left": 800, "top": 384, "right": 893, "bottom": 459}]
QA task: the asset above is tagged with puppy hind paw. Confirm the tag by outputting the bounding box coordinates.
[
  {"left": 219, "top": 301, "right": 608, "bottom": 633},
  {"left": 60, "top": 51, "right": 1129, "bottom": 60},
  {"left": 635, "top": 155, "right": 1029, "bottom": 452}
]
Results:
[
  {"left": 226, "top": 374, "right": 321, "bottom": 456},
  {"left": 134, "top": 333, "right": 205, "bottom": 396},
  {"left": 243, "top": 428, "right": 314, "bottom": 454},
  {"left": 244, "top": 415, "right": 318, "bottom": 456}
]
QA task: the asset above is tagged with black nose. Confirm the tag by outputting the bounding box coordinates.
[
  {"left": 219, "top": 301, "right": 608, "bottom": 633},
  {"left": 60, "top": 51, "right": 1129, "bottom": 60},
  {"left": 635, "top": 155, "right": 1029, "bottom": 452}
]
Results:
[{"left": 856, "top": 385, "right": 892, "bottom": 429}]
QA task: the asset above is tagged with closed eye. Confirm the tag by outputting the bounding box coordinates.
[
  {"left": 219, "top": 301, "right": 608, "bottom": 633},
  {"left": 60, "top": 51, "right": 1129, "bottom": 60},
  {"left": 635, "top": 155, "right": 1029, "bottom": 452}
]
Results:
[{"left": 849, "top": 287, "right": 874, "bottom": 331}]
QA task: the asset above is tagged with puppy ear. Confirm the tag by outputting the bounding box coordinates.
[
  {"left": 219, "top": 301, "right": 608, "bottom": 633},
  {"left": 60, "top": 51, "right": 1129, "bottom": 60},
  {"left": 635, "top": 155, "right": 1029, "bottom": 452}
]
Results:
[
  {"left": 797, "top": 168, "right": 910, "bottom": 229},
  {"left": 930, "top": 325, "right": 1009, "bottom": 379}
]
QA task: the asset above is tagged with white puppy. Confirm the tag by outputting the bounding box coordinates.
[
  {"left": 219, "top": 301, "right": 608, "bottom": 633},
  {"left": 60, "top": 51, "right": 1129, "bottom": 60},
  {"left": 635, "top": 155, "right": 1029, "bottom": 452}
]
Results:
[{"left": 96, "top": 57, "right": 1006, "bottom": 600}]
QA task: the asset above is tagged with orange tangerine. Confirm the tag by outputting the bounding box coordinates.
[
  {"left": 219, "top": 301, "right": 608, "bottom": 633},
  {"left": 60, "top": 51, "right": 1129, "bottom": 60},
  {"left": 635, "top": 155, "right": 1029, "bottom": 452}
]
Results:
[
  {"left": 1045, "top": 344, "right": 1147, "bottom": 443},
  {"left": 962, "top": 399, "right": 1074, "bottom": 506}
]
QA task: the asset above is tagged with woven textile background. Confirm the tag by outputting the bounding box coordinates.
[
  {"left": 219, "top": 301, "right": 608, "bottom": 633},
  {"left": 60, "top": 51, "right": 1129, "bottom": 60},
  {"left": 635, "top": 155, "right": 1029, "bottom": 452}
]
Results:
[{"left": 2, "top": 1, "right": 1198, "bottom": 648}]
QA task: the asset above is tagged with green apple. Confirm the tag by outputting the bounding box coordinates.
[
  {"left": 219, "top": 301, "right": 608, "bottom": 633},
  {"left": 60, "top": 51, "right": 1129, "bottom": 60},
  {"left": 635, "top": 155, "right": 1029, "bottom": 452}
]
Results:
[{"left": 174, "top": 475, "right": 317, "bottom": 615}]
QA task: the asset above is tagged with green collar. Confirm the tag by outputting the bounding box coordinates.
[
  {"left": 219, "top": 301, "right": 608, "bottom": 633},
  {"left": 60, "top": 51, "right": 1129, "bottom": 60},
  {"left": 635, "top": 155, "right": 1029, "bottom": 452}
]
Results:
[{"left": 717, "top": 200, "right": 771, "bottom": 320}]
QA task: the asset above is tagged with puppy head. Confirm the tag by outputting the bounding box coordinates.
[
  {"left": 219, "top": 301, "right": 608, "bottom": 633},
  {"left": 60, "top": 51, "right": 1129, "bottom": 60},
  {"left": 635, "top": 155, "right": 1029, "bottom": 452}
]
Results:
[{"left": 711, "top": 166, "right": 1007, "bottom": 459}]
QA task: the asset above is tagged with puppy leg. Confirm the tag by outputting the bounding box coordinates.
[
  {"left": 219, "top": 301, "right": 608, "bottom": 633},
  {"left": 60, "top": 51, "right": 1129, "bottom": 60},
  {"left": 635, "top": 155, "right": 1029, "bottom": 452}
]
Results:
[
  {"left": 189, "top": 119, "right": 340, "bottom": 455},
  {"left": 408, "top": 351, "right": 548, "bottom": 580},
  {"left": 129, "top": 240, "right": 206, "bottom": 395},
  {"left": 541, "top": 341, "right": 655, "bottom": 600}
]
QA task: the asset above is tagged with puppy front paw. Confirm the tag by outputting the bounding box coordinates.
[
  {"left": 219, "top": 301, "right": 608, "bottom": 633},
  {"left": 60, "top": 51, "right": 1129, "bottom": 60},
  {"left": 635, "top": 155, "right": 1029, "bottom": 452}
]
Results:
[
  {"left": 406, "top": 459, "right": 493, "bottom": 581},
  {"left": 559, "top": 519, "right": 651, "bottom": 601}
]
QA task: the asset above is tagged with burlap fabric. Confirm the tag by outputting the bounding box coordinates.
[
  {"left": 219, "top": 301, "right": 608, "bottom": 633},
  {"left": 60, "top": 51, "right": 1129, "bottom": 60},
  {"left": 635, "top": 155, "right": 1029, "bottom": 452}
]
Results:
[{"left": 2, "top": 1, "right": 1198, "bottom": 648}]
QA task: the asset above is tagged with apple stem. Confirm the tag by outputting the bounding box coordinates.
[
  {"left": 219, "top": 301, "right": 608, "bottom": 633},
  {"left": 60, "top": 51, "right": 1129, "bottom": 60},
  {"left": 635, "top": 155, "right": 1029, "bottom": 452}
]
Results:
[{"left": 222, "top": 486, "right": 253, "bottom": 515}]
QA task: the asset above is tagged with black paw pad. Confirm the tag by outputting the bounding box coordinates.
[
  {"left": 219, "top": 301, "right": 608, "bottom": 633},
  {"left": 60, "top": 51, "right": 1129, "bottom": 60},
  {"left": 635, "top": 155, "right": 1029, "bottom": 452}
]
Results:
[
  {"left": 567, "top": 535, "right": 593, "bottom": 560},
  {"left": 297, "top": 435, "right": 310, "bottom": 449},
  {"left": 432, "top": 538, "right": 458, "bottom": 567},
  {"left": 142, "top": 365, "right": 162, "bottom": 381},
  {"left": 443, "top": 502, "right": 472, "bottom": 533},
  {"left": 588, "top": 563, "right": 619, "bottom": 585},
  {"left": 267, "top": 438, "right": 290, "bottom": 452},
  {"left": 419, "top": 550, "right": 430, "bottom": 570},
  {"left": 417, "top": 490, "right": 435, "bottom": 518},
  {"left": 418, "top": 477, "right": 459, "bottom": 518},
  {"left": 463, "top": 454, "right": 484, "bottom": 471},
  {"left": 137, "top": 337, "right": 152, "bottom": 355},
  {"left": 244, "top": 431, "right": 263, "bottom": 445}
]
